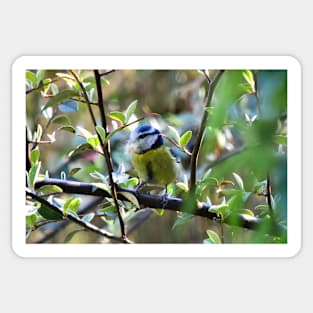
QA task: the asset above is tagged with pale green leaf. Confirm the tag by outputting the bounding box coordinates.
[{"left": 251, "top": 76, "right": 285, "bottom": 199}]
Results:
[
  {"left": 206, "top": 229, "right": 221, "bottom": 244},
  {"left": 125, "top": 100, "right": 138, "bottom": 123},
  {"left": 233, "top": 172, "right": 245, "bottom": 190},
  {"left": 30, "top": 147, "right": 40, "bottom": 164},
  {"left": 179, "top": 130, "right": 192, "bottom": 149},
  {"left": 28, "top": 161, "right": 41, "bottom": 189},
  {"left": 108, "top": 111, "right": 126, "bottom": 124}
]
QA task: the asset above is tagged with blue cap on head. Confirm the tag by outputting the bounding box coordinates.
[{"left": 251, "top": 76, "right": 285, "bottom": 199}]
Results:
[{"left": 130, "top": 125, "right": 163, "bottom": 153}]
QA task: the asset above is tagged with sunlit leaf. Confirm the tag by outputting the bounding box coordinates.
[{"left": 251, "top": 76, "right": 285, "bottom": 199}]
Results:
[
  {"left": 87, "top": 136, "right": 100, "bottom": 149},
  {"left": 125, "top": 100, "right": 138, "bottom": 123},
  {"left": 37, "top": 185, "right": 63, "bottom": 194},
  {"left": 168, "top": 125, "right": 180, "bottom": 143},
  {"left": 108, "top": 111, "right": 126, "bottom": 124},
  {"left": 206, "top": 229, "right": 221, "bottom": 244},
  {"left": 36, "top": 70, "right": 46, "bottom": 84},
  {"left": 30, "top": 147, "right": 40, "bottom": 164},
  {"left": 179, "top": 130, "right": 192, "bottom": 149},
  {"left": 176, "top": 182, "right": 189, "bottom": 192},
  {"left": 28, "top": 161, "right": 41, "bottom": 189},
  {"left": 152, "top": 209, "right": 165, "bottom": 216},
  {"left": 26, "top": 71, "right": 37, "bottom": 87},
  {"left": 63, "top": 197, "right": 81, "bottom": 214},
  {"left": 96, "top": 125, "right": 106, "bottom": 144},
  {"left": 232, "top": 172, "right": 245, "bottom": 190}
]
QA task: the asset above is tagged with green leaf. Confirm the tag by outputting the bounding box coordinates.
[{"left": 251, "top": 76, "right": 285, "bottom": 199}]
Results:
[
  {"left": 34, "top": 124, "right": 43, "bottom": 141},
  {"left": 240, "top": 209, "right": 255, "bottom": 217},
  {"left": 52, "top": 115, "right": 71, "bottom": 126},
  {"left": 126, "top": 177, "right": 139, "bottom": 186},
  {"left": 96, "top": 125, "right": 106, "bottom": 144},
  {"left": 30, "top": 147, "right": 40, "bottom": 164},
  {"left": 89, "top": 171, "right": 107, "bottom": 182},
  {"left": 38, "top": 203, "right": 64, "bottom": 220},
  {"left": 42, "top": 90, "right": 78, "bottom": 111},
  {"left": 26, "top": 214, "right": 37, "bottom": 227},
  {"left": 68, "top": 143, "right": 94, "bottom": 157},
  {"left": 63, "top": 197, "right": 81, "bottom": 214},
  {"left": 108, "top": 111, "right": 126, "bottom": 124},
  {"left": 242, "top": 70, "right": 255, "bottom": 92},
  {"left": 125, "top": 100, "right": 138, "bottom": 123},
  {"left": 81, "top": 213, "right": 95, "bottom": 223},
  {"left": 50, "top": 83, "right": 59, "bottom": 95},
  {"left": 172, "top": 213, "right": 194, "bottom": 230},
  {"left": 179, "top": 130, "right": 192, "bottom": 149},
  {"left": 77, "top": 126, "right": 93, "bottom": 139},
  {"left": 87, "top": 136, "right": 100, "bottom": 149},
  {"left": 28, "top": 161, "right": 41, "bottom": 189},
  {"left": 90, "top": 182, "right": 111, "bottom": 194},
  {"left": 101, "top": 77, "right": 110, "bottom": 86},
  {"left": 36, "top": 70, "right": 46, "bottom": 84},
  {"left": 274, "top": 135, "right": 287, "bottom": 145},
  {"left": 168, "top": 125, "right": 180, "bottom": 143},
  {"left": 26, "top": 71, "right": 37, "bottom": 87},
  {"left": 69, "top": 167, "right": 81, "bottom": 177},
  {"left": 152, "top": 209, "right": 165, "bottom": 216},
  {"left": 232, "top": 172, "right": 245, "bottom": 190},
  {"left": 37, "top": 185, "right": 63, "bottom": 194},
  {"left": 59, "top": 126, "right": 76, "bottom": 133},
  {"left": 206, "top": 229, "right": 221, "bottom": 244},
  {"left": 176, "top": 182, "right": 189, "bottom": 192}
]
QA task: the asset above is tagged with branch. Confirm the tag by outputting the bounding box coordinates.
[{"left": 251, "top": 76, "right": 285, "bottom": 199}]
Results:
[
  {"left": 190, "top": 70, "right": 224, "bottom": 189},
  {"left": 35, "top": 178, "right": 285, "bottom": 236},
  {"left": 26, "top": 190, "right": 132, "bottom": 243},
  {"left": 100, "top": 70, "right": 115, "bottom": 76},
  {"left": 94, "top": 69, "right": 128, "bottom": 242}
]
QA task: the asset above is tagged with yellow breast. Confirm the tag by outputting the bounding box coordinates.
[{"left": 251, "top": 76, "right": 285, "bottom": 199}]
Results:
[{"left": 131, "top": 146, "right": 176, "bottom": 185}]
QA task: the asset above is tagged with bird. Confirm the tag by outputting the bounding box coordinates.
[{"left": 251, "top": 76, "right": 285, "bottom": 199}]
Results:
[{"left": 127, "top": 125, "right": 177, "bottom": 192}]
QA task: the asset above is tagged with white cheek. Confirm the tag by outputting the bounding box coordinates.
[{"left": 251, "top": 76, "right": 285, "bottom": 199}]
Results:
[{"left": 140, "top": 134, "right": 159, "bottom": 150}]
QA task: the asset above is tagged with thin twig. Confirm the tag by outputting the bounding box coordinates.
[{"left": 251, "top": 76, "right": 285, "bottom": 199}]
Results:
[
  {"left": 100, "top": 70, "right": 115, "bottom": 76},
  {"left": 26, "top": 77, "right": 61, "bottom": 95},
  {"left": 162, "top": 134, "right": 192, "bottom": 156},
  {"left": 94, "top": 69, "right": 128, "bottom": 242},
  {"left": 69, "top": 70, "right": 97, "bottom": 127},
  {"left": 189, "top": 70, "right": 224, "bottom": 189},
  {"left": 26, "top": 190, "right": 132, "bottom": 243}
]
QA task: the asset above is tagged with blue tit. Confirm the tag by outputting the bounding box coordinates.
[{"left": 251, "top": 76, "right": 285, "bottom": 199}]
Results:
[{"left": 127, "top": 125, "right": 176, "bottom": 186}]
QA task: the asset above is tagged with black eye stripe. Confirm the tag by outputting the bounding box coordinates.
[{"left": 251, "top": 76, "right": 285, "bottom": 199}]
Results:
[{"left": 138, "top": 130, "right": 159, "bottom": 139}]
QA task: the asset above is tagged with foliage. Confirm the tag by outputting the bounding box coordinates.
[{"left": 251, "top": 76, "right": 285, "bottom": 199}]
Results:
[{"left": 25, "top": 69, "right": 287, "bottom": 244}]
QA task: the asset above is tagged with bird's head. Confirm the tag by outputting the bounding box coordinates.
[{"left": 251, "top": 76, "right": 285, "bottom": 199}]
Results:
[{"left": 128, "top": 125, "right": 164, "bottom": 154}]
